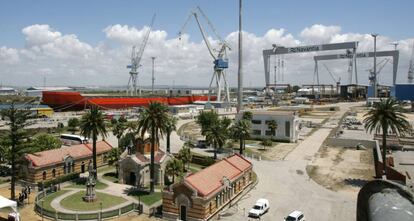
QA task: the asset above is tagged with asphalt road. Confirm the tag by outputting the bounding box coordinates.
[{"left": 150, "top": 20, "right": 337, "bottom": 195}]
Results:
[{"left": 221, "top": 102, "right": 361, "bottom": 221}]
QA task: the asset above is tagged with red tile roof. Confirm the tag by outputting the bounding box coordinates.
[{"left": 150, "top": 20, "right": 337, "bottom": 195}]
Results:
[
  {"left": 26, "top": 141, "right": 113, "bottom": 168},
  {"left": 184, "top": 154, "right": 252, "bottom": 198}
]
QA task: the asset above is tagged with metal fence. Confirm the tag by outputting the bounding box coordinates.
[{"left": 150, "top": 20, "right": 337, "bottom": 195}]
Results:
[{"left": 34, "top": 190, "right": 138, "bottom": 220}]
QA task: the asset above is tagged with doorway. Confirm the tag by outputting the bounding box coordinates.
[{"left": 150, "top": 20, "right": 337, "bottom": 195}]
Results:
[
  {"left": 81, "top": 163, "right": 85, "bottom": 173},
  {"left": 129, "top": 172, "right": 136, "bottom": 186},
  {"left": 180, "top": 205, "right": 187, "bottom": 221}
]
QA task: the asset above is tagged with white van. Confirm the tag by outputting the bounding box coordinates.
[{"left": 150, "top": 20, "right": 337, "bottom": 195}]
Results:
[{"left": 248, "top": 198, "right": 269, "bottom": 218}]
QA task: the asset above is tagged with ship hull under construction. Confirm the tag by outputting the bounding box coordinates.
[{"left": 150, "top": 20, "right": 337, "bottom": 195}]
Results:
[{"left": 42, "top": 91, "right": 216, "bottom": 111}]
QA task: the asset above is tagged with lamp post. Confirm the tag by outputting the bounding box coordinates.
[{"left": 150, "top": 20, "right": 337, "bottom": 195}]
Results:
[
  {"left": 371, "top": 33, "right": 379, "bottom": 97},
  {"left": 100, "top": 202, "right": 103, "bottom": 221},
  {"left": 41, "top": 200, "right": 44, "bottom": 221}
]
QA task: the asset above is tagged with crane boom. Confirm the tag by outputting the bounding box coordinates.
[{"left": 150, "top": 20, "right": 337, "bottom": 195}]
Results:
[
  {"left": 322, "top": 63, "right": 339, "bottom": 84},
  {"left": 134, "top": 14, "right": 156, "bottom": 67},
  {"left": 409, "top": 43, "right": 414, "bottom": 83}
]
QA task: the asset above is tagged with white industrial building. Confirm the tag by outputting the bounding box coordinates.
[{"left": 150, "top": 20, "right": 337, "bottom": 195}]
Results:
[
  {"left": 0, "top": 87, "right": 18, "bottom": 95},
  {"left": 237, "top": 110, "right": 300, "bottom": 142},
  {"left": 25, "top": 86, "right": 73, "bottom": 97}
]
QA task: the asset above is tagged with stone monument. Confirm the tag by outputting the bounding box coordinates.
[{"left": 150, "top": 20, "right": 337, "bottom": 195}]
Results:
[{"left": 83, "top": 162, "right": 97, "bottom": 202}]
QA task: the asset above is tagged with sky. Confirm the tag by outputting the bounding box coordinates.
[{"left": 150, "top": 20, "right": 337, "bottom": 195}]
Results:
[{"left": 0, "top": 0, "right": 413, "bottom": 88}]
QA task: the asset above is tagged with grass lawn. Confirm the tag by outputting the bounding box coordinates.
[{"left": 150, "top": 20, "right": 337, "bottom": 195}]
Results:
[
  {"left": 66, "top": 179, "right": 108, "bottom": 190},
  {"left": 98, "top": 165, "right": 116, "bottom": 174},
  {"left": 39, "top": 190, "right": 71, "bottom": 212},
  {"left": 60, "top": 191, "right": 127, "bottom": 211},
  {"left": 102, "top": 172, "right": 118, "bottom": 183},
  {"left": 188, "top": 163, "right": 203, "bottom": 173},
  {"left": 128, "top": 190, "right": 162, "bottom": 206}
]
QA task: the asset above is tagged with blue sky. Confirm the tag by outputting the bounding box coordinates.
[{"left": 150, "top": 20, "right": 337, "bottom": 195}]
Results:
[{"left": 1, "top": 0, "right": 413, "bottom": 47}]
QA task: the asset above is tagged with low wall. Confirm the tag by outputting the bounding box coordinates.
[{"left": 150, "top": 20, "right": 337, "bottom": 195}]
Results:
[{"left": 325, "top": 137, "right": 378, "bottom": 149}]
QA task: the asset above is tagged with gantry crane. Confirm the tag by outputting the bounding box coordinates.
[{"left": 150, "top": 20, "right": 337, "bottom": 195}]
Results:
[
  {"left": 367, "top": 58, "right": 390, "bottom": 85},
  {"left": 127, "top": 14, "right": 156, "bottom": 96},
  {"left": 322, "top": 63, "right": 341, "bottom": 94},
  {"left": 178, "top": 6, "right": 231, "bottom": 103}
]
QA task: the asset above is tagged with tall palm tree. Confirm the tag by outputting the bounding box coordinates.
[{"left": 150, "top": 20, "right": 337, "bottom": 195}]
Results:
[
  {"left": 80, "top": 106, "right": 108, "bottom": 179},
  {"left": 178, "top": 145, "right": 192, "bottom": 171},
  {"left": 112, "top": 118, "right": 126, "bottom": 177},
  {"left": 230, "top": 119, "right": 251, "bottom": 155},
  {"left": 165, "top": 116, "right": 177, "bottom": 153},
  {"left": 1, "top": 103, "right": 31, "bottom": 200},
  {"left": 205, "top": 118, "right": 229, "bottom": 159},
  {"left": 138, "top": 102, "right": 169, "bottom": 193},
  {"left": 165, "top": 158, "right": 183, "bottom": 183},
  {"left": 363, "top": 98, "right": 411, "bottom": 176},
  {"left": 196, "top": 111, "right": 219, "bottom": 136},
  {"left": 266, "top": 120, "right": 278, "bottom": 141}
]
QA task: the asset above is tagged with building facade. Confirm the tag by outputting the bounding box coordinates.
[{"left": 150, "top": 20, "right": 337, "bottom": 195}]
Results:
[
  {"left": 237, "top": 110, "right": 300, "bottom": 142},
  {"left": 163, "top": 154, "right": 253, "bottom": 221},
  {"left": 118, "top": 135, "right": 171, "bottom": 188},
  {"left": 22, "top": 141, "right": 113, "bottom": 183}
]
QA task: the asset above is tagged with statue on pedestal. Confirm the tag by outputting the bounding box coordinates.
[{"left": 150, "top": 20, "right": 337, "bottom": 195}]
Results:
[{"left": 83, "top": 162, "right": 97, "bottom": 202}]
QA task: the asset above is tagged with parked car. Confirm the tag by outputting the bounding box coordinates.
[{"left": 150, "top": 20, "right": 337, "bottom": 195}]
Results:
[
  {"left": 248, "top": 198, "right": 269, "bottom": 218},
  {"left": 284, "top": 210, "right": 305, "bottom": 221}
]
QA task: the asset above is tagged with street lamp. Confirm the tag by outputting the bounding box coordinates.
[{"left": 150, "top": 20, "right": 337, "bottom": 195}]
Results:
[
  {"left": 371, "top": 33, "right": 379, "bottom": 97},
  {"left": 100, "top": 202, "right": 103, "bottom": 221}
]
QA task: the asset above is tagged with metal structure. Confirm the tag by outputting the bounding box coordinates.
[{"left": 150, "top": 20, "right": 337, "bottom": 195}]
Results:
[
  {"left": 179, "top": 6, "right": 231, "bottom": 103},
  {"left": 237, "top": 0, "right": 243, "bottom": 112},
  {"left": 127, "top": 14, "right": 156, "bottom": 96},
  {"left": 314, "top": 50, "right": 399, "bottom": 86},
  {"left": 263, "top": 42, "right": 358, "bottom": 93},
  {"left": 408, "top": 43, "right": 414, "bottom": 83},
  {"left": 322, "top": 64, "right": 341, "bottom": 94},
  {"left": 151, "top": 57, "right": 155, "bottom": 94},
  {"left": 372, "top": 34, "right": 379, "bottom": 97},
  {"left": 367, "top": 58, "right": 390, "bottom": 85}
]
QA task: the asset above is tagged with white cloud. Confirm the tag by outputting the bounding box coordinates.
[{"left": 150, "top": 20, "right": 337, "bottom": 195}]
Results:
[
  {"left": 0, "top": 24, "right": 413, "bottom": 88},
  {"left": 300, "top": 24, "right": 341, "bottom": 44}
]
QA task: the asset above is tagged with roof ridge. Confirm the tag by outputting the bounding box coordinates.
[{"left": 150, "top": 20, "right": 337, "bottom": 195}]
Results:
[{"left": 223, "top": 158, "right": 242, "bottom": 172}]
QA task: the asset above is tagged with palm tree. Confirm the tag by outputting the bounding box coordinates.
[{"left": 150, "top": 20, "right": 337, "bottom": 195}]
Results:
[
  {"left": 138, "top": 101, "right": 169, "bottom": 193},
  {"left": 165, "top": 158, "right": 183, "bottom": 183},
  {"left": 266, "top": 120, "right": 278, "bottom": 142},
  {"left": 80, "top": 106, "right": 108, "bottom": 179},
  {"left": 242, "top": 111, "right": 253, "bottom": 121},
  {"left": 165, "top": 116, "right": 177, "bottom": 153},
  {"left": 205, "top": 118, "right": 229, "bottom": 159},
  {"left": 196, "top": 111, "right": 219, "bottom": 135},
  {"left": 230, "top": 119, "right": 251, "bottom": 155},
  {"left": 0, "top": 103, "right": 31, "bottom": 200},
  {"left": 67, "top": 118, "right": 80, "bottom": 134},
  {"left": 178, "top": 145, "right": 192, "bottom": 171},
  {"left": 363, "top": 98, "right": 411, "bottom": 176},
  {"left": 112, "top": 118, "right": 126, "bottom": 177}
]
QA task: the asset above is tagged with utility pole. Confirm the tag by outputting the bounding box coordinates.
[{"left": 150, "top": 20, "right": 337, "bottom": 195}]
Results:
[
  {"left": 151, "top": 57, "right": 155, "bottom": 94},
  {"left": 237, "top": 0, "right": 243, "bottom": 112},
  {"left": 371, "top": 33, "right": 378, "bottom": 97}
]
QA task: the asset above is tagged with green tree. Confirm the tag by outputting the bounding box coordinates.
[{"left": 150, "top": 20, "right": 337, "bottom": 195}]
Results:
[
  {"left": 261, "top": 138, "right": 272, "bottom": 149},
  {"left": 363, "top": 98, "right": 411, "bottom": 176},
  {"left": 165, "top": 158, "right": 183, "bottom": 183},
  {"left": 32, "top": 134, "right": 62, "bottom": 151},
  {"left": 178, "top": 145, "right": 192, "bottom": 171},
  {"left": 112, "top": 118, "right": 127, "bottom": 177},
  {"left": 196, "top": 111, "right": 219, "bottom": 135},
  {"left": 80, "top": 106, "right": 108, "bottom": 179},
  {"left": 138, "top": 102, "right": 169, "bottom": 193},
  {"left": 165, "top": 116, "right": 177, "bottom": 153},
  {"left": 230, "top": 119, "right": 251, "bottom": 155},
  {"left": 292, "top": 85, "right": 301, "bottom": 93},
  {"left": 118, "top": 132, "right": 135, "bottom": 152},
  {"left": 205, "top": 118, "right": 230, "bottom": 159},
  {"left": 0, "top": 103, "right": 31, "bottom": 200},
  {"left": 242, "top": 111, "right": 253, "bottom": 121},
  {"left": 67, "top": 118, "right": 80, "bottom": 134},
  {"left": 266, "top": 120, "right": 278, "bottom": 141}
]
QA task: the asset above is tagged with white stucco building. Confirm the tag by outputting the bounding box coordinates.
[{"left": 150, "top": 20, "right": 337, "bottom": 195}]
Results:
[{"left": 237, "top": 110, "right": 300, "bottom": 143}]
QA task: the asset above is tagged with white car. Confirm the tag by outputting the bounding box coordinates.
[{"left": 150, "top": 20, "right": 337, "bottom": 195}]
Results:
[
  {"left": 248, "top": 198, "right": 269, "bottom": 218},
  {"left": 284, "top": 210, "right": 305, "bottom": 221}
]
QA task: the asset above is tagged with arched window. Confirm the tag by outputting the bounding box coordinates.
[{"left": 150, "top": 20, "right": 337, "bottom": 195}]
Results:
[
  {"left": 52, "top": 169, "right": 56, "bottom": 177},
  {"left": 42, "top": 171, "right": 47, "bottom": 180}
]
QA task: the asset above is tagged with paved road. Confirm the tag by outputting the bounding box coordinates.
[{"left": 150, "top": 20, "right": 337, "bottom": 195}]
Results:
[{"left": 221, "top": 102, "right": 361, "bottom": 221}]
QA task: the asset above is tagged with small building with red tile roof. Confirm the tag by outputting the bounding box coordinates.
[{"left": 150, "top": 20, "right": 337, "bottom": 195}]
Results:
[
  {"left": 118, "top": 135, "right": 171, "bottom": 188},
  {"left": 162, "top": 154, "right": 253, "bottom": 221},
  {"left": 21, "top": 140, "right": 113, "bottom": 183}
]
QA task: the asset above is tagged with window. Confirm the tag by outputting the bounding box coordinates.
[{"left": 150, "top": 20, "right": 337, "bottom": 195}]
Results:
[
  {"left": 285, "top": 121, "right": 290, "bottom": 137},
  {"left": 251, "top": 120, "right": 261, "bottom": 124},
  {"left": 63, "top": 165, "right": 67, "bottom": 174},
  {"left": 42, "top": 171, "right": 47, "bottom": 180},
  {"left": 52, "top": 169, "right": 56, "bottom": 177},
  {"left": 72, "top": 163, "right": 75, "bottom": 172},
  {"left": 252, "top": 130, "right": 261, "bottom": 135},
  {"left": 298, "top": 214, "right": 304, "bottom": 220}
]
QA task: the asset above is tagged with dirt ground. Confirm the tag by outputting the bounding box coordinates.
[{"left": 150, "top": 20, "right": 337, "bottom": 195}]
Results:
[
  {"left": 307, "top": 145, "right": 375, "bottom": 195},
  {"left": 246, "top": 142, "right": 298, "bottom": 161}
]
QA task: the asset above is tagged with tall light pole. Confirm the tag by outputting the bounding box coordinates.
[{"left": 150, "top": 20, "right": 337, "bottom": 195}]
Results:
[
  {"left": 151, "top": 57, "right": 156, "bottom": 94},
  {"left": 371, "top": 33, "right": 378, "bottom": 97},
  {"left": 237, "top": 0, "right": 243, "bottom": 112}
]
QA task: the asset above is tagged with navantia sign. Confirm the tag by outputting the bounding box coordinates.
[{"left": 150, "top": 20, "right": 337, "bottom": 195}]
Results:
[{"left": 288, "top": 45, "right": 322, "bottom": 53}]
